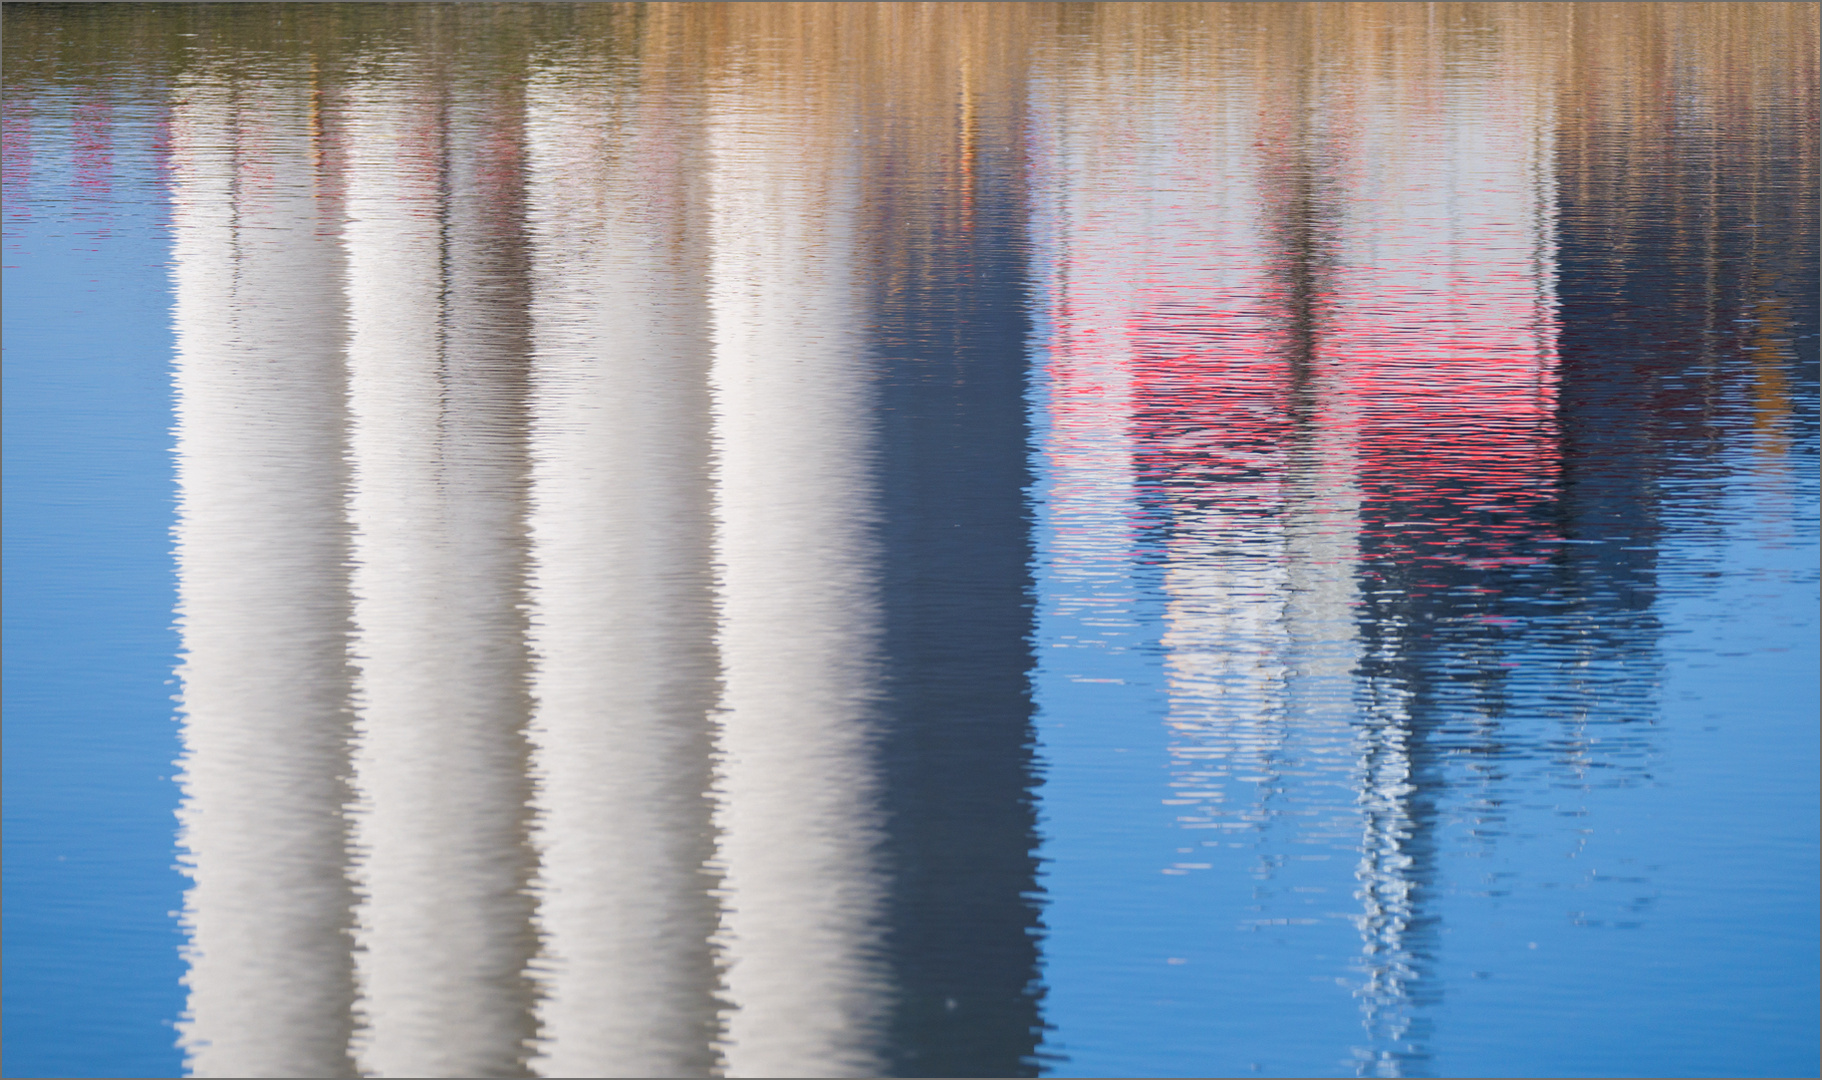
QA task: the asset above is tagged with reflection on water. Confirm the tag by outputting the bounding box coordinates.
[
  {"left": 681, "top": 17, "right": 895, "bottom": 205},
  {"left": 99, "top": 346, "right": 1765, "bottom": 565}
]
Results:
[
  {"left": 167, "top": 66, "right": 360, "bottom": 1078},
  {"left": 3, "top": 4, "right": 1817, "bottom": 1078},
  {"left": 341, "top": 61, "right": 541, "bottom": 1078},
  {"left": 522, "top": 44, "right": 722, "bottom": 1080},
  {"left": 1027, "top": 7, "right": 1573, "bottom": 1068},
  {"left": 704, "top": 33, "right": 893, "bottom": 1076}
]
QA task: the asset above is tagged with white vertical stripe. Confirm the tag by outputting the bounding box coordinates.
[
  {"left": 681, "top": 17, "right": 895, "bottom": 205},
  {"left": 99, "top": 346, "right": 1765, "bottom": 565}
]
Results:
[
  {"left": 171, "top": 72, "right": 357, "bottom": 1079},
  {"left": 342, "top": 75, "right": 535, "bottom": 1078},
  {"left": 522, "top": 69, "right": 720, "bottom": 1078},
  {"left": 704, "top": 101, "right": 890, "bottom": 1078}
]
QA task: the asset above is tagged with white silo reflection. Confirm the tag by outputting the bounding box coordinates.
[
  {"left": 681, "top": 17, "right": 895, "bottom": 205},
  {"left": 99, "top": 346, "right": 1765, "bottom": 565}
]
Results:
[
  {"left": 170, "top": 70, "right": 359, "bottom": 1079},
  {"left": 520, "top": 62, "right": 721, "bottom": 1078},
  {"left": 340, "top": 72, "right": 538, "bottom": 1077},
  {"left": 703, "top": 90, "right": 891, "bottom": 1078}
]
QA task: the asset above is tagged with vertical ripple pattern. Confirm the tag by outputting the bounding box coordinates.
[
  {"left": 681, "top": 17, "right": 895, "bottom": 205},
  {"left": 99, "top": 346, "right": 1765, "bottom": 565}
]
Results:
[
  {"left": 170, "top": 66, "right": 359, "bottom": 1079},
  {"left": 3, "top": 5, "right": 1805, "bottom": 1078},
  {"left": 703, "top": 66, "right": 891, "bottom": 1079}
]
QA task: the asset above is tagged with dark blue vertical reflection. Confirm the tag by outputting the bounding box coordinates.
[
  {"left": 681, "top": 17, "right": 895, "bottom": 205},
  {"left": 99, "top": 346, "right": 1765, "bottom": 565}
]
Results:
[
  {"left": 1545, "top": 49, "right": 1822, "bottom": 1063},
  {"left": 865, "top": 91, "right": 1045, "bottom": 1077},
  {"left": 1547, "top": 23, "right": 1820, "bottom": 718}
]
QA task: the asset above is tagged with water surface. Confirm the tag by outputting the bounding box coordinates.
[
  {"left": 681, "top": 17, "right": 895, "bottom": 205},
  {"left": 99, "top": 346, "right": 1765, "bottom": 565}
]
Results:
[{"left": 3, "top": 4, "right": 1817, "bottom": 1077}]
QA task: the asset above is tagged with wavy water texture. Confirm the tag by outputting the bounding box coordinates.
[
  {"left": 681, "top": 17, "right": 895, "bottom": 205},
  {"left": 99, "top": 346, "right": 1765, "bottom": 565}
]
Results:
[{"left": 1, "top": 4, "right": 1815, "bottom": 1078}]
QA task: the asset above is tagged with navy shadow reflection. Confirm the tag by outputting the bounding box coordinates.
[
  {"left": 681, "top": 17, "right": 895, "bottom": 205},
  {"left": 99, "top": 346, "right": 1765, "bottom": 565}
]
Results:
[{"left": 865, "top": 97, "right": 1046, "bottom": 1078}]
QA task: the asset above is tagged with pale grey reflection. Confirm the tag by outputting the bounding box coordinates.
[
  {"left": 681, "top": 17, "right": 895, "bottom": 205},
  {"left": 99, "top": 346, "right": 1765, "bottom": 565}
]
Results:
[
  {"left": 704, "top": 83, "right": 892, "bottom": 1078},
  {"left": 170, "top": 69, "right": 359, "bottom": 1078},
  {"left": 341, "top": 67, "right": 538, "bottom": 1077},
  {"left": 521, "top": 59, "right": 720, "bottom": 1078}
]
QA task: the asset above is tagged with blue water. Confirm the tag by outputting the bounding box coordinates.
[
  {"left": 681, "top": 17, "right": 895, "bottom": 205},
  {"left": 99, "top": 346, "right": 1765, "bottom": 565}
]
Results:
[
  {"left": 3, "top": 5, "right": 1816, "bottom": 1078},
  {"left": 4, "top": 89, "right": 186, "bottom": 1079}
]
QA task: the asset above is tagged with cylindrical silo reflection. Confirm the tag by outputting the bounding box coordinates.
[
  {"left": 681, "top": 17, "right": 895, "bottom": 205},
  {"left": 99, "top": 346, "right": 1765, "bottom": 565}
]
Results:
[
  {"left": 170, "top": 68, "right": 360, "bottom": 1079},
  {"left": 340, "top": 67, "right": 539, "bottom": 1078},
  {"left": 520, "top": 55, "right": 722, "bottom": 1078},
  {"left": 703, "top": 75, "right": 892, "bottom": 1078}
]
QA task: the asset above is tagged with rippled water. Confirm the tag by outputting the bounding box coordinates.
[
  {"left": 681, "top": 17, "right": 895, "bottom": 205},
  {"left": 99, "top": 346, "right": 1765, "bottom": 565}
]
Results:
[{"left": 4, "top": 4, "right": 1817, "bottom": 1078}]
